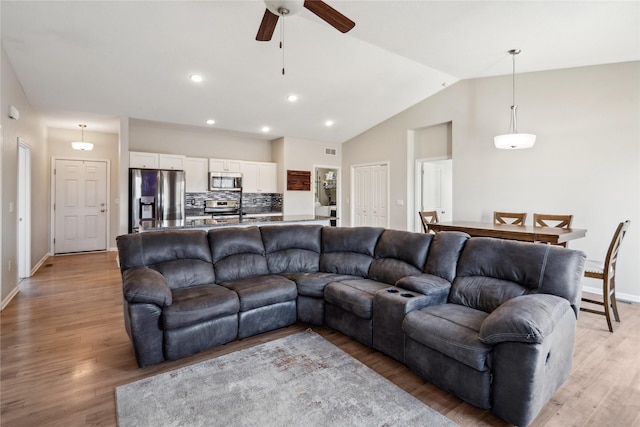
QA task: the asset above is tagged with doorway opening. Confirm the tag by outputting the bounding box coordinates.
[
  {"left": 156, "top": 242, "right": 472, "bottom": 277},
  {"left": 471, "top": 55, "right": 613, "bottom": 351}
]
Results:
[
  {"left": 314, "top": 166, "right": 339, "bottom": 226},
  {"left": 416, "top": 158, "right": 452, "bottom": 231}
]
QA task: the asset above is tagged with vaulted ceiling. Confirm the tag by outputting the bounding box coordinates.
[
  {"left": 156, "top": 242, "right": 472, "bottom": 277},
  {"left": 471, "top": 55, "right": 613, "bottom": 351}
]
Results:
[{"left": 2, "top": 1, "right": 638, "bottom": 142}]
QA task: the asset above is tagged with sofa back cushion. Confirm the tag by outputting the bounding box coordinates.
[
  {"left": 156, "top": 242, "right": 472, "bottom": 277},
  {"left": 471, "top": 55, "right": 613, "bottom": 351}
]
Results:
[
  {"left": 450, "top": 237, "right": 586, "bottom": 315},
  {"left": 261, "top": 224, "right": 322, "bottom": 274},
  {"left": 368, "top": 229, "right": 432, "bottom": 284},
  {"left": 320, "top": 227, "right": 384, "bottom": 277},
  {"left": 208, "top": 227, "right": 269, "bottom": 282},
  {"left": 423, "top": 231, "right": 469, "bottom": 282},
  {"left": 116, "top": 230, "right": 215, "bottom": 290}
]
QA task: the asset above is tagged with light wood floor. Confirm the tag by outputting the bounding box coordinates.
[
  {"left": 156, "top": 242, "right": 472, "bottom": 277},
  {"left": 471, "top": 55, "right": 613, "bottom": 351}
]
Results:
[{"left": 1, "top": 252, "right": 639, "bottom": 426}]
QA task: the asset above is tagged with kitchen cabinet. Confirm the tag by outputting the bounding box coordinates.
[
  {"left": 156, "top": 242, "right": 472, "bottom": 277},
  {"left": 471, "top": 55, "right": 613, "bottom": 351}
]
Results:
[
  {"left": 241, "top": 162, "right": 277, "bottom": 193},
  {"left": 129, "top": 151, "right": 185, "bottom": 170},
  {"left": 129, "top": 151, "right": 159, "bottom": 169},
  {"left": 159, "top": 154, "right": 185, "bottom": 170},
  {"left": 209, "top": 158, "right": 242, "bottom": 172},
  {"left": 184, "top": 157, "right": 209, "bottom": 192}
]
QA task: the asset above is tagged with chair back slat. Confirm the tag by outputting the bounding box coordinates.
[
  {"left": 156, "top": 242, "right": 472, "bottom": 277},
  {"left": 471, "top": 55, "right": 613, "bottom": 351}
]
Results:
[
  {"left": 604, "top": 220, "right": 631, "bottom": 280},
  {"left": 533, "top": 213, "right": 573, "bottom": 229},
  {"left": 494, "top": 211, "right": 527, "bottom": 226},
  {"left": 419, "top": 211, "right": 439, "bottom": 233}
]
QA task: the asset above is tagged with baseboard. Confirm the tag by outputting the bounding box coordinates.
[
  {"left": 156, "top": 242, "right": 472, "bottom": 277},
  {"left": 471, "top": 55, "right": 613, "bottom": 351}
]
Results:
[
  {"left": 31, "top": 253, "right": 50, "bottom": 276},
  {"left": 1, "top": 286, "right": 19, "bottom": 311},
  {"left": 582, "top": 285, "right": 640, "bottom": 303}
]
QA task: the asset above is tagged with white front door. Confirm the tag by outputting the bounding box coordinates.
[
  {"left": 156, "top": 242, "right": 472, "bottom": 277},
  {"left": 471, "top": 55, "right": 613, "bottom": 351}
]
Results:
[
  {"left": 54, "top": 159, "right": 108, "bottom": 254},
  {"left": 421, "top": 159, "right": 453, "bottom": 223},
  {"left": 353, "top": 164, "right": 388, "bottom": 227}
]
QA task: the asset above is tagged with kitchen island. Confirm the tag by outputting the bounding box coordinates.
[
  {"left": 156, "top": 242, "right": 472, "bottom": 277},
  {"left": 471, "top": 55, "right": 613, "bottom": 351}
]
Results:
[{"left": 138, "top": 215, "right": 332, "bottom": 232}]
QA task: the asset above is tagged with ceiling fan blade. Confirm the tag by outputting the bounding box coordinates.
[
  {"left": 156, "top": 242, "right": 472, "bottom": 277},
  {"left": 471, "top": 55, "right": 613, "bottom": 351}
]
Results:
[
  {"left": 303, "top": 0, "right": 355, "bottom": 33},
  {"left": 256, "top": 8, "right": 279, "bottom": 41}
]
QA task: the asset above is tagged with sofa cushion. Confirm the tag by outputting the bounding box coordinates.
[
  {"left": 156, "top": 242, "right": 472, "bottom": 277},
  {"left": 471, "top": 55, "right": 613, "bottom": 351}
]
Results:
[
  {"left": 116, "top": 230, "right": 215, "bottom": 290},
  {"left": 220, "top": 275, "right": 297, "bottom": 312},
  {"left": 423, "top": 231, "right": 469, "bottom": 283},
  {"left": 163, "top": 285, "right": 239, "bottom": 329},
  {"left": 208, "top": 227, "right": 269, "bottom": 282},
  {"left": 324, "top": 279, "right": 389, "bottom": 319},
  {"left": 367, "top": 228, "right": 432, "bottom": 284},
  {"left": 284, "top": 272, "right": 361, "bottom": 298},
  {"left": 403, "top": 304, "right": 491, "bottom": 371},
  {"left": 320, "top": 227, "right": 384, "bottom": 277},
  {"left": 261, "top": 225, "right": 322, "bottom": 274}
]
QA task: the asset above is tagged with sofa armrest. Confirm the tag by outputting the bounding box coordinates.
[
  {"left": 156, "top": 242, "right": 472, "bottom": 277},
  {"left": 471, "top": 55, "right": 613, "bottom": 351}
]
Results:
[
  {"left": 479, "top": 294, "right": 571, "bottom": 345},
  {"left": 122, "top": 267, "right": 173, "bottom": 307},
  {"left": 395, "top": 274, "right": 451, "bottom": 305}
]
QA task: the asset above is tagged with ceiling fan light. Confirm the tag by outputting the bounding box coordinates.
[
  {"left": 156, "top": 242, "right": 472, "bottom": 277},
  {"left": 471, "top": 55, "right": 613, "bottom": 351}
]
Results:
[
  {"left": 265, "top": 0, "right": 304, "bottom": 16},
  {"left": 494, "top": 133, "right": 536, "bottom": 150}
]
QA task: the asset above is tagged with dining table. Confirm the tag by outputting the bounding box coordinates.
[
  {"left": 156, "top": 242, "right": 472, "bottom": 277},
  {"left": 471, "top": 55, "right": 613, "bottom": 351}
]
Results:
[{"left": 428, "top": 221, "right": 587, "bottom": 245}]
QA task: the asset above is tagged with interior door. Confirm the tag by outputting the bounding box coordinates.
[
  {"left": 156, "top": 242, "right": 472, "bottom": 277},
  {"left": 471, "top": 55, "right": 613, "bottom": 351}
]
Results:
[
  {"left": 54, "top": 159, "right": 108, "bottom": 254},
  {"left": 18, "top": 141, "right": 31, "bottom": 278},
  {"left": 353, "top": 164, "right": 388, "bottom": 227},
  {"left": 421, "top": 159, "right": 452, "bottom": 223}
]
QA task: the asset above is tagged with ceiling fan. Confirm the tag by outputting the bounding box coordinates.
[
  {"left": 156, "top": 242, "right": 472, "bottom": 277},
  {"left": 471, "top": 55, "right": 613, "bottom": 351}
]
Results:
[{"left": 256, "top": 0, "right": 356, "bottom": 41}]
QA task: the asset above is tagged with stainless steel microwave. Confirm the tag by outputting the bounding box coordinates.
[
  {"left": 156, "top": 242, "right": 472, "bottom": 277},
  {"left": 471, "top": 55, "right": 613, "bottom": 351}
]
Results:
[{"left": 209, "top": 172, "right": 242, "bottom": 191}]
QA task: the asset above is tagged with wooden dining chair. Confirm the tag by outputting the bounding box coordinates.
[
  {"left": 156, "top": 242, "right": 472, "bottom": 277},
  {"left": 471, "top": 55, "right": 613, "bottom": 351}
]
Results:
[
  {"left": 419, "top": 211, "right": 439, "bottom": 233},
  {"left": 533, "top": 213, "right": 574, "bottom": 247},
  {"left": 493, "top": 211, "right": 527, "bottom": 226},
  {"left": 580, "top": 220, "right": 630, "bottom": 332}
]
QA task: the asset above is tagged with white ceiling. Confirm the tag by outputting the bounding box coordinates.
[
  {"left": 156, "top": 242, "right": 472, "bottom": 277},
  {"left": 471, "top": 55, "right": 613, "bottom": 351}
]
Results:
[{"left": 2, "top": 1, "right": 639, "bottom": 142}]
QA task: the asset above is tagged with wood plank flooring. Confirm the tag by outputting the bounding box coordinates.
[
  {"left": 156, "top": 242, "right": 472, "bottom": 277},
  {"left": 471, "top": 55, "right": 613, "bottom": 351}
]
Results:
[{"left": 1, "top": 252, "right": 639, "bottom": 426}]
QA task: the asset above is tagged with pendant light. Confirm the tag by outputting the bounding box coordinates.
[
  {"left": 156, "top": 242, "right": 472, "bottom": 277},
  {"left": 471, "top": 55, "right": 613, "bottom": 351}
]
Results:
[
  {"left": 494, "top": 49, "right": 536, "bottom": 149},
  {"left": 71, "top": 124, "right": 94, "bottom": 151}
]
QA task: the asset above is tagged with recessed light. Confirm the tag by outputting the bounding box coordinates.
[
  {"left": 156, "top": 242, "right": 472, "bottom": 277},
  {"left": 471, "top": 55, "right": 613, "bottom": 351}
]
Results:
[
  {"left": 190, "top": 74, "right": 203, "bottom": 83},
  {"left": 206, "top": 119, "right": 215, "bottom": 125},
  {"left": 324, "top": 120, "right": 334, "bottom": 127},
  {"left": 261, "top": 126, "right": 270, "bottom": 133},
  {"left": 287, "top": 94, "right": 298, "bottom": 102}
]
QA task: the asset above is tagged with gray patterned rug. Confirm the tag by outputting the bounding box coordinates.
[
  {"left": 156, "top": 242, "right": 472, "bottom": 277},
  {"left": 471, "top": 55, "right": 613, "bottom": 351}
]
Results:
[{"left": 115, "top": 330, "right": 457, "bottom": 427}]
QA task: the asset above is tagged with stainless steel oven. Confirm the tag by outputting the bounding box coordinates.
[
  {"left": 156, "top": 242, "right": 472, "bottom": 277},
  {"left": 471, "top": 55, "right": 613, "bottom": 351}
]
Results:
[{"left": 209, "top": 172, "right": 242, "bottom": 191}]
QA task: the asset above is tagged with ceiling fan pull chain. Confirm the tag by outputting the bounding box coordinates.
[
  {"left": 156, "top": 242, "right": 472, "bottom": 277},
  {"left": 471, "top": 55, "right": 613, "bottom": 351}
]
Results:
[{"left": 280, "top": 16, "right": 285, "bottom": 75}]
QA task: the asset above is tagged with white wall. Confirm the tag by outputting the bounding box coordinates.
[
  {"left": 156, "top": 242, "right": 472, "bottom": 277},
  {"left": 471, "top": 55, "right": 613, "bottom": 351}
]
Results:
[
  {"left": 343, "top": 61, "right": 640, "bottom": 301},
  {"left": 1, "top": 45, "right": 48, "bottom": 308},
  {"left": 274, "top": 137, "right": 342, "bottom": 216},
  {"left": 129, "top": 118, "right": 273, "bottom": 162}
]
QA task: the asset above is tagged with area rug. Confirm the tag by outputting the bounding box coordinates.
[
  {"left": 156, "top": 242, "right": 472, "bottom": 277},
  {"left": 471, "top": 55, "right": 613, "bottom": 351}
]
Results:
[{"left": 115, "top": 330, "right": 457, "bottom": 427}]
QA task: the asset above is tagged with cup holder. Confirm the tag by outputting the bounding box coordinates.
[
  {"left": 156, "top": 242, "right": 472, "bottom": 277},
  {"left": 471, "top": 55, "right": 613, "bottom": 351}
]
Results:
[
  {"left": 401, "top": 293, "right": 415, "bottom": 298},
  {"left": 386, "top": 289, "right": 399, "bottom": 294}
]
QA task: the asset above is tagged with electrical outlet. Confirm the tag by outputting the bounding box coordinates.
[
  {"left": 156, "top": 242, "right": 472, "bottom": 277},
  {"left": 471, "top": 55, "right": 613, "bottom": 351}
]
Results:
[
  {"left": 8, "top": 260, "right": 12, "bottom": 272},
  {"left": 396, "top": 199, "right": 404, "bottom": 206}
]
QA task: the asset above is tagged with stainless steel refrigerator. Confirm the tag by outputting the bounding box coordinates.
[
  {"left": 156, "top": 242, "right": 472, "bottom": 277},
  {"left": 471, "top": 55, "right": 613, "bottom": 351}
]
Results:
[{"left": 129, "top": 168, "right": 185, "bottom": 232}]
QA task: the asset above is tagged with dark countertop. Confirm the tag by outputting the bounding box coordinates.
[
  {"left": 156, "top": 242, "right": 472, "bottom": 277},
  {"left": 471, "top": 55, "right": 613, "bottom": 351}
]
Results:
[{"left": 139, "top": 215, "right": 332, "bottom": 231}]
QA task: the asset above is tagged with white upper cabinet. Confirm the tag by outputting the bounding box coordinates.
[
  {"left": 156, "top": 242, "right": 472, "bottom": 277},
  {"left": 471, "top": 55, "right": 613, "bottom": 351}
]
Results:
[
  {"left": 209, "top": 158, "right": 242, "bottom": 172},
  {"left": 184, "top": 157, "right": 209, "bottom": 193},
  {"left": 129, "top": 152, "right": 185, "bottom": 170},
  {"left": 158, "top": 154, "right": 185, "bottom": 170},
  {"left": 241, "top": 161, "right": 277, "bottom": 193},
  {"left": 129, "top": 151, "right": 159, "bottom": 169}
]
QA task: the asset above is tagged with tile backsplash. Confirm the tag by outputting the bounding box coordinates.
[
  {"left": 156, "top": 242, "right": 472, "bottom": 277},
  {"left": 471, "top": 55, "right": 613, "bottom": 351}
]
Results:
[{"left": 185, "top": 191, "right": 282, "bottom": 216}]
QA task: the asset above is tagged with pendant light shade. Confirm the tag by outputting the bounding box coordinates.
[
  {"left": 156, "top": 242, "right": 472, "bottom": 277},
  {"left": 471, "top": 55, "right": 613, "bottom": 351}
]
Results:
[
  {"left": 494, "top": 49, "right": 536, "bottom": 149},
  {"left": 71, "top": 124, "right": 94, "bottom": 151}
]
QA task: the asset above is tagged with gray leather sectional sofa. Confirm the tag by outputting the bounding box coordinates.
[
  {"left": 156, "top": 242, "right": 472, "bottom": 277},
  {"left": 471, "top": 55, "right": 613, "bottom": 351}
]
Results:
[{"left": 116, "top": 224, "right": 586, "bottom": 426}]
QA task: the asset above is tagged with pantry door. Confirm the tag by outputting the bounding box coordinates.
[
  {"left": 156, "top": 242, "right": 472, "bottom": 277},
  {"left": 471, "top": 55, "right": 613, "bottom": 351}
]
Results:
[
  {"left": 352, "top": 163, "right": 388, "bottom": 227},
  {"left": 54, "top": 159, "right": 108, "bottom": 254}
]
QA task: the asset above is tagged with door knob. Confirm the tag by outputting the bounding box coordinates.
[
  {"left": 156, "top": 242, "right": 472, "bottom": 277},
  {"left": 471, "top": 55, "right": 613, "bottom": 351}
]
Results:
[{"left": 100, "top": 209, "right": 106, "bottom": 212}]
